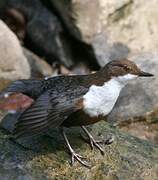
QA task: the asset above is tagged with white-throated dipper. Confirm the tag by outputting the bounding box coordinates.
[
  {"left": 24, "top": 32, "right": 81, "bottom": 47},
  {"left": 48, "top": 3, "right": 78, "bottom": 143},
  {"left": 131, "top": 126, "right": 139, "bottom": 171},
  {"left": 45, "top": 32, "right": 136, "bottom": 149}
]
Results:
[{"left": 1, "top": 59, "right": 153, "bottom": 167}]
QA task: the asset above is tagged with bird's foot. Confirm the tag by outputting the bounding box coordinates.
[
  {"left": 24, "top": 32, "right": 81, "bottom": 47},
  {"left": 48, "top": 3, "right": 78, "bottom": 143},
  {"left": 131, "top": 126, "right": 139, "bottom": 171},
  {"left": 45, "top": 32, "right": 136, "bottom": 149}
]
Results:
[
  {"left": 102, "top": 136, "right": 115, "bottom": 145},
  {"left": 61, "top": 127, "right": 91, "bottom": 168},
  {"left": 81, "top": 132, "right": 104, "bottom": 155},
  {"left": 70, "top": 150, "right": 90, "bottom": 168},
  {"left": 81, "top": 126, "right": 114, "bottom": 155}
]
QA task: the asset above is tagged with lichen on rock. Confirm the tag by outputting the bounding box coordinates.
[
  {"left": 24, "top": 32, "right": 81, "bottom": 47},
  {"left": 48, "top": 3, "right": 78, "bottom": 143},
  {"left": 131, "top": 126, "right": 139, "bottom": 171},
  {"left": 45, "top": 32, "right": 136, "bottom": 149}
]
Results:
[{"left": 0, "top": 121, "right": 157, "bottom": 179}]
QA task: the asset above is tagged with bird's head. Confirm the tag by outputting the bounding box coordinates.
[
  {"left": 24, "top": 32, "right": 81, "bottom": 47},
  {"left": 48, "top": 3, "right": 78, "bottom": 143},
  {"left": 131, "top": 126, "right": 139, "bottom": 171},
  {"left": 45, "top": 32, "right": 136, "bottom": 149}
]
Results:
[{"left": 103, "top": 59, "right": 153, "bottom": 84}]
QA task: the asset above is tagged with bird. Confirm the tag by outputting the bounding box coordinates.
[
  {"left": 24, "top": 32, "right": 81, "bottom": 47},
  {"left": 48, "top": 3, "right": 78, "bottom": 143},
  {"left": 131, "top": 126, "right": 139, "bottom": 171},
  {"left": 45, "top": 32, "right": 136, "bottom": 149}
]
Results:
[{"left": 0, "top": 59, "right": 153, "bottom": 167}]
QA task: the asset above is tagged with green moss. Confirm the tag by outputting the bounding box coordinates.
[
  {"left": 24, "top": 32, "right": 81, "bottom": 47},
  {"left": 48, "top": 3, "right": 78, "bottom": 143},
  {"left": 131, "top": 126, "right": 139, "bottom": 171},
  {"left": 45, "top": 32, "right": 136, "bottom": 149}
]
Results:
[{"left": 0, "top": 121, "right": 157, "bottom": 179}]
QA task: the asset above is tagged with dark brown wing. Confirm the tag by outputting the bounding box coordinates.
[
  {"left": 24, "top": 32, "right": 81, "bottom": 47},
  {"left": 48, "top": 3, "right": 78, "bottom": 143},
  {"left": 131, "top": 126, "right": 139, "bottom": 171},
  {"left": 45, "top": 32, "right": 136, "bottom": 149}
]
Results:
[{"left": 14, "top": 86, "right": 88, "bottom": 138}]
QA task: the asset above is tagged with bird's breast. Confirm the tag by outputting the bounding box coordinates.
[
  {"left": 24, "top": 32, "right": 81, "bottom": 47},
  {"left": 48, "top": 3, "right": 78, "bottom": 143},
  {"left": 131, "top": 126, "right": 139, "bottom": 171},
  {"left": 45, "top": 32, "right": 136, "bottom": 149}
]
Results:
[
  {"left": 83, "top": 79, "right": 124, "bottom": 117},
  {"left": 62, "top": 110, "right": 104, "bottom": 127}
]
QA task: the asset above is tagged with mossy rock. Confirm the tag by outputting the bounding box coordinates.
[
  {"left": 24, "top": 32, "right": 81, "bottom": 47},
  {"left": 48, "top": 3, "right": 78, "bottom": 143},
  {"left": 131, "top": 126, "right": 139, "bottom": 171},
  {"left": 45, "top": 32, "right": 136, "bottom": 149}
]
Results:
[{"left": 0, "top": 121, "right": 157, "bottom": 180}]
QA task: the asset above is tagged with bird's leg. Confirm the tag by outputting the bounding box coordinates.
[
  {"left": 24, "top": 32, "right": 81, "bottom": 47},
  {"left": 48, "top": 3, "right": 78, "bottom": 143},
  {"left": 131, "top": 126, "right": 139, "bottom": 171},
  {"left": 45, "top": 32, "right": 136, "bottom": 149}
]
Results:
[
  {"left": 61, "top": 127, "right": 90, "bottom": 168},
  {"left": 81, "top": 126, "right": 104, "bottom": 155},
  {"left": 81, "top": 126, "right": 114, "bottom": 155}
]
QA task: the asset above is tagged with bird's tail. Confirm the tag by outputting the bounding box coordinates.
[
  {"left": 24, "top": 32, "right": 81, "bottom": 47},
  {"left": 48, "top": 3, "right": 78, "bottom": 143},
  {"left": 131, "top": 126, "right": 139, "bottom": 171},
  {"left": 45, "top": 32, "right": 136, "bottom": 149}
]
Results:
[
  {"left": 0, "top": 79, "right": 43, "bottom": 111},
  {"left": 0, "top": 79, "right": 43, "bottom": 98}
]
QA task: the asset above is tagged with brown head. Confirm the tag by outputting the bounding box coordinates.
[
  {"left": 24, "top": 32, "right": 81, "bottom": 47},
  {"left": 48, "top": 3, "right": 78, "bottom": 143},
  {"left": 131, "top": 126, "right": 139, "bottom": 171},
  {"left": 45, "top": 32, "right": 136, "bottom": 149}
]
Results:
[
  {"left": 102, "top": 59, "right": 153, "bottom": 77},
  {"left": 98, "top": 59, "right": 154, "bottom": 85}
]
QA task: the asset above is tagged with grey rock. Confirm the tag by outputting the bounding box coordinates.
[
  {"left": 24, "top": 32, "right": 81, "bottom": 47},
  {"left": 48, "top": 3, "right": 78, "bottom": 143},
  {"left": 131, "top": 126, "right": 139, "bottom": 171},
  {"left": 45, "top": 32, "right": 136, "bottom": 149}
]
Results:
[
  {"left": 91, "top": 33, "right": 130, "bottom": 66},
  {"left": 108, "top": 53, "right": 158, "bottom": 123},
  {"left": 23, "top": 48, "right": 54, "bottom": 78},
  {"left": 0, "top": 20, "right": 30, "bottom": 90},
  {"left": 73, "top": 0, "right": 133, "bottom": 42},
  {"left": 73, "top": 0, "right": 158, "bottom": 56}
]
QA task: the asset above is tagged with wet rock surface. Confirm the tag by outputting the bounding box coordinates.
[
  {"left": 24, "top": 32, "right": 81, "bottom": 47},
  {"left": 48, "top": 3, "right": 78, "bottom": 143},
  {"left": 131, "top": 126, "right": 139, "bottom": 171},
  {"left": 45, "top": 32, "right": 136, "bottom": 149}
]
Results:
[
  {"left": 0, "top": 20, "right": 30, "bottom": 90},
  {"left": 0, "top": 121, "right": 158, "bottom": 180},
  {"left": 73, "top": 0, "right": 158, "bottom": 55}
]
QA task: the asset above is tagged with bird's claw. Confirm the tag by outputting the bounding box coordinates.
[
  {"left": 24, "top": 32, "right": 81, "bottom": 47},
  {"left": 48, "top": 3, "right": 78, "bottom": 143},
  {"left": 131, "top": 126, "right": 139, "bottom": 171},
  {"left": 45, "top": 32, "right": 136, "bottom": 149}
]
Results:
[
  {"left": 70, "top": 151, "right": 91, "bottom": 168},
  {"left": 80, "top": 133, "right": 104, "bottom": 155},
  {"left": 91, "top": 136, "right": 115, "bottom": 145},
  {"left": 88, "top": 136, "right": 105, "bottom": 155},
  {"left": 81, "top": 130, "right": 114, "bottom": 156},
  {"left": 103, "top": 136, "right": 115, "bottom": 145}
]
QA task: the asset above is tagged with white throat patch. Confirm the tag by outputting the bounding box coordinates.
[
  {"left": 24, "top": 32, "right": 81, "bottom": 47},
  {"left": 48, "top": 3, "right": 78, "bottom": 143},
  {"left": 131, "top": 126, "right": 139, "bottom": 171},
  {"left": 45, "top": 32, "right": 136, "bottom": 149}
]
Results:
[
  {"left": 115, "top": 74, "right": 137, "bottom": 84},
  {"left": 83, "top": 74, "right": 137, "bottom": 117}
]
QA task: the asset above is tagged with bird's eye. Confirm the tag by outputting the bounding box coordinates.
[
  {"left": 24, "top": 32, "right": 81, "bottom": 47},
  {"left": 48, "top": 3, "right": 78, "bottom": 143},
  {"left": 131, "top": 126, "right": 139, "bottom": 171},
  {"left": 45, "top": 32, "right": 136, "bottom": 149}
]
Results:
[{"left": 123, "top": 65, "right": 131, "bottom": 71}]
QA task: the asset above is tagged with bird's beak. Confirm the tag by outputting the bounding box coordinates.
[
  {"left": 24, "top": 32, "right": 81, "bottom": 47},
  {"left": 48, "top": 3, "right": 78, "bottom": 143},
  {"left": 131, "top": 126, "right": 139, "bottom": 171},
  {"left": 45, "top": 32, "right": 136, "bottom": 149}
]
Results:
[{"left": 138, "top": 71, "right": 154, "bottom": 77}]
